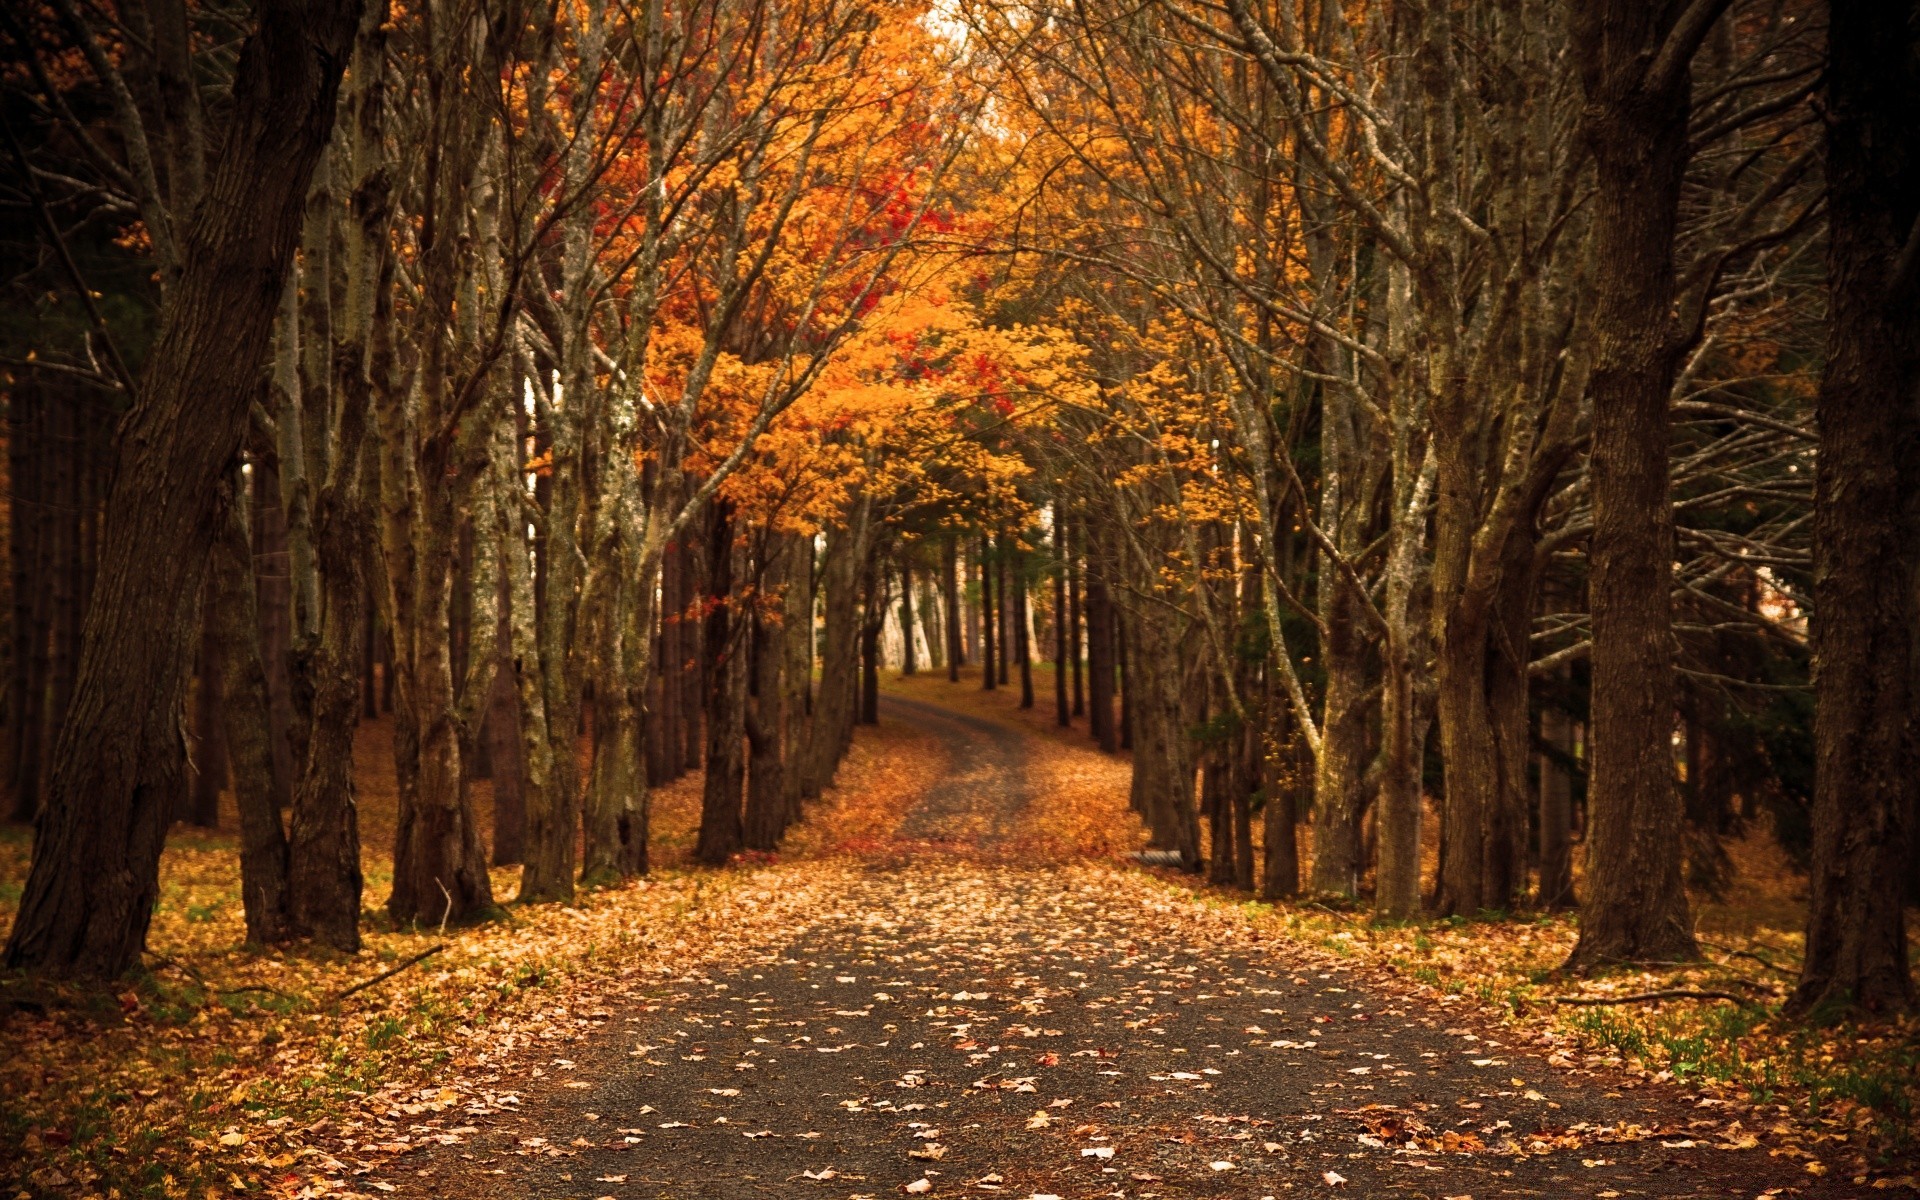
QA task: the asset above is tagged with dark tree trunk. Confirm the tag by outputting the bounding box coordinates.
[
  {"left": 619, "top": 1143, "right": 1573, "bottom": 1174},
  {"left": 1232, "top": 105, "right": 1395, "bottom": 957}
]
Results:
[
  {"left": 803, "top": 502, "right": 867, "bottom": 797},
  {"left": 696, "top": 504, "right": 746, "bottom": 865},
  {"left": 781, "top": 534, "right": 813, "bottom": 825},
  {"left": 980, "top": 536, "right": 997, "bottom": 690},
  {"left": 1563, "top": 0, "right": 1708, "bottom": 971},
  {"left": 8, "top": 385, "right": 44, "bottom": 823},
  {"left": 899, "top": 556, "right": 916, "bottom": 676},
  {"left": 487, "top": 579, "right": 524, "bottom": 865},
  {"left": 859, "top": 556, "right": 885, "bottom": 725},
  {"left": 46, "top": 396, "right": 78, "bottom": 801},
  {"left": 1538, "top": 680, "right": 1575, "bottom": 910},
  {"left": 1117, "top": 612, "right": 1132, "bottom": 751},
  {"left": 1262, "top": 700, "right": 1301, "bottom": 901},
  {"left": 187, "top": 604, "right": 227, "bottom": 827},
  {"left": 1054, "top": 515, "right": 1070, "bottom": 726},
  {"left": 251, "top": 459, "right": 298, "bottom": 809},
  {"left": 943, "top": 535, "right": 963, "bottom": 680},
  {"left": 361, "top": 587, "right": 378, "bottom": 719},
  {"left": 1013, "top": 544, "right": 1034, "bottom": 709},
  {"left": 649, "top": 538, "right": 684, "bottom": 783},
  {"left": 1791, "top": 0, "right": 1919, "bottom": 1017},
  {"left": 745, "top": 534, "right": 790, "bottom": 851},
  {"left": 2, "top": 0, "right": 365, "bottom": 978},
  {"left": 1068, "top": 518, "right": 1084, "bottom": 718},
  {"left": 207, "top": 489, "right": 296, "bottom": 945},
  {"left": 1086, "top": 551, "right": 1116, "bottom": 753},
  {"left": 678, "top": 533, "right": 705, "bottom": 771},
  {"left": 997, "top": 547, "right": 1011, "bottom": 683}
]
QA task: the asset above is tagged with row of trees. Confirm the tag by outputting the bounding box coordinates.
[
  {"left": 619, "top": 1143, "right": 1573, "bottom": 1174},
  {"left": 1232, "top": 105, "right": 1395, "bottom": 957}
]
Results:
[
  {"left": 1, "top": 0, "right": 1912, "bottom": 1017},
  {"left": 0, "top": 0, "right": 1039, "bottom": 971},
  {"left": 970, "top": 0, "right": 1913, "bottom": 1012}
]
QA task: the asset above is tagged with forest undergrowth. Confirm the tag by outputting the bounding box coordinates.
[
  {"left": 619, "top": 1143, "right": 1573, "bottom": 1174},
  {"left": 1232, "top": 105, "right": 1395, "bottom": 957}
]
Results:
[{"left": 3, "top": 674, "right": 1916, "bottom": 1197}]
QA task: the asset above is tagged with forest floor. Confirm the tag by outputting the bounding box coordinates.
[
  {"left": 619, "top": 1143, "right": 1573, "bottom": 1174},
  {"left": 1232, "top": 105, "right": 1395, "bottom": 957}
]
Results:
[{"left": 3, "top": 671, "right": 1917, "bottom": 1199}]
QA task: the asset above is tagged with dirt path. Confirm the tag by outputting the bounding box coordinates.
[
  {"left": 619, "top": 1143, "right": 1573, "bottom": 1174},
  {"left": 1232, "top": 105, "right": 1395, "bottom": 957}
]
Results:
[{"left": 388, "top": 698, "right": 1857, "bottom": 1199}]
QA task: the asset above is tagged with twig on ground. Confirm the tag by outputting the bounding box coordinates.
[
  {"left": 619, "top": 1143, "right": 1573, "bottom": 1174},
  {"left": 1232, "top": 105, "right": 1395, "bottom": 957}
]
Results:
[
  {"left": 326, "top": 945, "right": 447, "bottom": 1006},
  {"left": 1553, "top": 988, "right": 1755, "bottom": 1008},
  {"left": 146, "top": 953, "right": 210, "bottom": 990}
]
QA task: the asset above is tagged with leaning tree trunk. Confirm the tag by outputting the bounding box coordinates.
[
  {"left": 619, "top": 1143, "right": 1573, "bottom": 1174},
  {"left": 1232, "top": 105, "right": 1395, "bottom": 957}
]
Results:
[
  {"left": 2, "top": 0, "right": 364, "bottom": 978},
  {"left": 1790, "top": 0, "right": 1919, "bottom": 1017},
  {"left": 1564, "top": 0, "right": 1701, "bottom": 971},
  {"left": 803, "top": 504, "right": 866, "bottom": 797}
]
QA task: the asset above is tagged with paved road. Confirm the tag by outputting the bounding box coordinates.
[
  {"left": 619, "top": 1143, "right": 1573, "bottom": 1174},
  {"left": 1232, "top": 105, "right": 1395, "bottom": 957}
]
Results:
[{"left": 387, "top": 698, "right": 1856, "bottom": 1199}]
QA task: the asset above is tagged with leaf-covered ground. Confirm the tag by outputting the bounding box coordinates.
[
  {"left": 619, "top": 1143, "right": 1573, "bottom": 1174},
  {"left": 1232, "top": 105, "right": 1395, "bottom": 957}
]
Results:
[{"left": 3, "top": 674, "right": 1916, "bottom": 1198}]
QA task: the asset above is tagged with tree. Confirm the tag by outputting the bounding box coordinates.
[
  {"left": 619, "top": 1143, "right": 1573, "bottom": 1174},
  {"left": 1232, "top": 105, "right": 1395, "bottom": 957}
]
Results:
[
  {"left": 1563, "top": 0, "right": 1728, "bottom": 971},
  {"left": 3, "top": 0, "right": 366, "bottom": 977},
  {"left": 1790, "top": 0, "right": 1919, "bottom": 1017}
]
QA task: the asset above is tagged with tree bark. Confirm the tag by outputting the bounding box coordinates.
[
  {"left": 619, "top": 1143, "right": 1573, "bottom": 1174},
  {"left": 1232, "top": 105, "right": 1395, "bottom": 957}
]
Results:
[
  {"left": 781, "top": 534, "right": 813, "bottom": 824},
  {"left": 187, "top": 607, "right": 227, "bottom": 827},
  {"left": 1054, "top": 512, "right": 1070, "bottom": 726},
  {"left": 696, "top": 503, "right": 747, "bottom": 865},
  {"left": 7, "top": 385, "right": 44, "bottom": 823},
  {"left": 1086, "top": 547, "right": 1116, "bottom": 752},
  {"left": 859, "top": 554, "right": 886, "bottom": 725},
  {"left": 803, "top": 502, "right": 867, "bottom": 797},
  {"left": 1790, "top": 0, "right": 1919, "bottom": 1017},
  {"left": 1564, "top": 0, "right": 1710, "bottom": 971},
  {"left": 899, "top": 555, "right": 916, "bottom": 676},
  {"left": 1538, "top": 677, "right": 1575, "bottom": 910},
  {"left": 745, "top": 532, "right": 791, "bottom": 851},
  {"left": 208, "top": 486, "right": 296, "bottom": 945},
  {"left": 980, "top": 536, "right": 997, "bottom": 690},
  {"left": 3, "top": 0, "right": 365, "bottom": 978},
  {"left": 943, "top": 535, "right": 963, "bottom": 680},
  {"left": 1310, "top": 571, "right": 1370, "bottom": 898},
  {"left": 1012, "top": 542, "right": 1034, "bottom": 709}
]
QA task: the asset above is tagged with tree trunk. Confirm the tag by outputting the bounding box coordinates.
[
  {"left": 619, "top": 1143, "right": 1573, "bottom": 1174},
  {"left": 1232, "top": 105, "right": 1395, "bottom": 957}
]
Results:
[
  {"left": 804, "top": 503, "right": 867, "bottom": 797},
  {"left": 1068, "top": 520, "right": 1084, "bottom": 718},
  {"left": 3, "top": 0, "right": 365, "bottom": 978},
  {"left": 7, "top": 385, "right": 44, "bottom": 823},
  {"left": 696, "top": 504, "right": 746, "bottom": 865},
  {"left": 487, "top": 644, "right": 525, "bottom": 865},
  {"left": 745, "top": 532, "right": 790, "bottom": 851},
  {"left": 1790, "top": 0, "right": 1919, "bottom": 1017},
  {"left": 1013, "top": 544, "right": 1034, "bottom": 709},
  {"left": 943, "top": 535, "right": 963, "bottom": 679},
  {"left": 1564, "top": 0, "right": 1703, "bottom": 971},
  {"left": 678, "top": 533, "right": 705, "bottom": 771},
  {"left": 1086, "top": 549, "right": 1116, "bottom": 752},
  {"left": 859, "top": 555, "right": 885, "bottom": 725},
  {"left": 980, "top": 536, "right": 997, "bottom": 690},
  {"left": 1054, "top": 513, "right": 1070, "bottom": 726},
  {"left": 187, "top": 608, "right": 227, "bottom": 827},
  {"left": 898, "top": 556, "right": 916, "bottom": 676},
  {"left": 782, "top": 534, "right": 813, "bottom": 824},
  {"left": 1310, "top": 571, "right": 1370, "bottom": 898},
  {"left": 1125, "top": 605, "right": 1201, "bottom": 867},
  {"left": 1262, "top": 694, "right": 1302, "bottom": 900},
  {"left": 1538, "top": 677, "right": 1575, "bottom": 910},
  {"left": 208, "top": 488, "right": 296, "bottom": 945}
]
